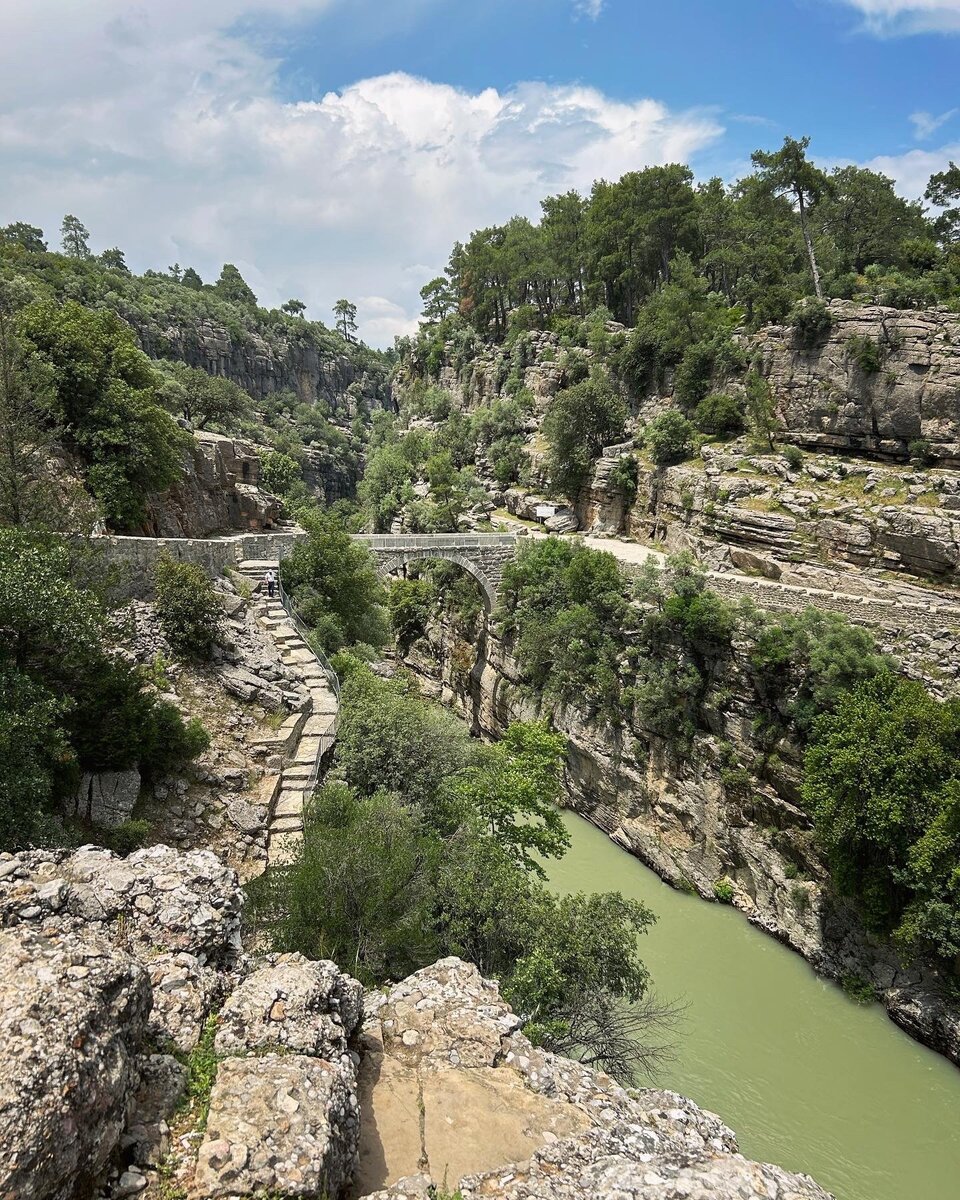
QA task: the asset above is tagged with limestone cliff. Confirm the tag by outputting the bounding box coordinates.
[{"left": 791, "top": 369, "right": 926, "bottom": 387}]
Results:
[
  {"left": 132, "top": 315, "right": 392, "bottom": 416},
  {"left": 144, "top": 431, "right": 282, "bottom": 537},
  {"left": 0, "top": 846, "right": 833, "bottom": 1200}
]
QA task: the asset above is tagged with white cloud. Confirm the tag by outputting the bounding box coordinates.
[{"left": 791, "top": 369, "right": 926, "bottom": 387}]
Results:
[
  {"left": 910, "top": 108, "right": 958, "bottom": 140},
  {"left": 859, "top": 143, "right": 960, "bottom": 199},
  {"left": 0, "top": 3, "right": 722, "bottom": 345},
  {"left": 574, "top": 0, "right": 606, "bottom": 17},
  {"left": 837, "top": 0, "right": 960, "bottom": 34}
]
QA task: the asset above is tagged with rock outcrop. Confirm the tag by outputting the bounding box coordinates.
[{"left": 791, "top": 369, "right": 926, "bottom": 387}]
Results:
[
  {"left": 145, "top": 431, "right": 281, "bottom": 538},
  {"left": 0, "top": 846, "right": 833, "bottom": 1200},
  {"left": 356, "top": 958, "right": 832, "bottom": 1200},
  {"left": 133, "top": 316, "right": 390, "bottom": 416},
  {"left": 758, "top": 301, "right": 960, "bottom": 462}
]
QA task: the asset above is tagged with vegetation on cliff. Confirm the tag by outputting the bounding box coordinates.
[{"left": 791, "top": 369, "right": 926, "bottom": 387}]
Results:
[{"left": 0, "top": 531, "right": 207, "bottom": 847}]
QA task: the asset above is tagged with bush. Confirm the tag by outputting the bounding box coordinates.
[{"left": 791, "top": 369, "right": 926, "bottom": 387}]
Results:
[
  {"left": 783, "top": 444, "right": 804, "bottom": 471},
  {"left": 789, "top": 298, "right": 833, "bottom": 345},
  {"left": 498, "top": 538, "right": 630, "bottom": 715},
  {"left": 847, "top": 334, "right": 882, "bottom": 374},
  {"left": 247, "top": 782, "right": 440, "bottom": 985},
  {"left": 542, "top": 371, "right": 627, "bottom": 497},
  {"left": 153, "top": 554, "right": 222, "bottom": 658},
  {"left": 692, "top": 392, "right": 744, "bottom": 436},
  {"left": 644, "top": 410, "right": 695, "bottom": 466},
  {"left": 803, "top": 672, "right": 960, "bottom": 956},
  {"left": 713, "top": 878, "right": 735, "bottom": 903},
  {"left": 908, "top": 437, "right": 934, "bottom": 466},
  {"left": 259, "top": 450, "right": 301, "bottom": 495},
  {"left": 280, "top": 509, "right": 388, "bottom": 653},
  {"left": 388, "top": 578, "right": 434, "bottom": 650}
]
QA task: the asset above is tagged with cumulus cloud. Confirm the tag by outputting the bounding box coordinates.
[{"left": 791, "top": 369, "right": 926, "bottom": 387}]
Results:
[
  {"left": 837, "top": 0, "right": 960, "bottom": 34},
  {"left": 910, "top": 109, "right": 958, "bottom": 140},
  {"left": 860, "top": 143, "right": 960, "bottom": 199},
  {"left": 0, "top": 3, "right": 722, "bottom": 344},
  {"left": 574, "top": 0, "right": 606, "bottom": 17}
]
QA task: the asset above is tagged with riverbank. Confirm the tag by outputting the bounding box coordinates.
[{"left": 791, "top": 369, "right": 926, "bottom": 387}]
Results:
[{"left": 546, "top": 811, "right": 960, "bottom": 1200}]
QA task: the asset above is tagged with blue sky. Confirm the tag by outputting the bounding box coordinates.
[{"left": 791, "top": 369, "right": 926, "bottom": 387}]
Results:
[{"left": 0, "top": 0, "right": 957, "bottom": 343}]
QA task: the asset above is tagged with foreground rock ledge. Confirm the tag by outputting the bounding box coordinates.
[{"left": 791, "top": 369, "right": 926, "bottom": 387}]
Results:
[{"left": 0, "top": 845, "right": 833, "bottom": 1200}]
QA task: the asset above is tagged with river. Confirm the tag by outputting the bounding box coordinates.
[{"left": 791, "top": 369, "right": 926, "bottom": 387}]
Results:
[{"left": 545, "top": 809, "right": 960, "bottom": 1200}]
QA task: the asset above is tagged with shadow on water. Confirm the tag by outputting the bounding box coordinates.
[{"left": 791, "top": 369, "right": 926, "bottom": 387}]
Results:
[{"left": 544, "top": 809, "right": 960, "bottom": 1200}]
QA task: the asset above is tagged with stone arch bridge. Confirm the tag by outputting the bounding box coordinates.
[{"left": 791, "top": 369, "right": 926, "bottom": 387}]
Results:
[{"left": 353, "top": 534, "right": 518, "bottom": 609}]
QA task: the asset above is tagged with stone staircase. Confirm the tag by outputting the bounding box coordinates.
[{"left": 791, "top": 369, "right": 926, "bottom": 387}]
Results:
[{"left": 236, "top": 560, "right": 339, "bottom": 867}]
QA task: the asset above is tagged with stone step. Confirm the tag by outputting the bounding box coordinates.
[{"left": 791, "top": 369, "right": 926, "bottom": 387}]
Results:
[
  {"left": 291, "top": 736, "right": 322, "bottom": 766},
  {"left": 270, "top": 817, "right": 304, "bottom": 836},
  {"left": 254, "top": 710, "right": 309, "bottom": 757},
  {"left": 309, "top": 692, "right": 338, "bottom": 716},
  {"left": 274, "top": 791, "right": 306, "bottom": 819},
  {"left": 302, "top": 713, "right": 336, "bottom": 739},
  {"left": 257, "top": 772, "right": 282, "bottom": 810},
  {"left": 268, "top": 831, "right": 303, "bottom": 865},
  {"left": 282, "top": 765, "right": 314, "bottom": 783},
  {"left": 281, "top": 647, "right": 316, "bottom": 665}
]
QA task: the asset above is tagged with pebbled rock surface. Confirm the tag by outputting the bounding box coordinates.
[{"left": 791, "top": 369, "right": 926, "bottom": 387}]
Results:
[
  {"left": 194, "top": 1053, "right": 359, "bottom": 1199},
  {"left": 214, "top": 953, "right": 364, "bottom": 1058},
  {"left": 0, "top": 927, "right": 150, "bottom": 1200}
]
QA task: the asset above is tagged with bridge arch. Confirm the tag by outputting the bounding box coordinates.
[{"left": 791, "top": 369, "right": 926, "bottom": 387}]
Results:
[{"left": 353, "top": 534, "right": 518, "bottom": 611}]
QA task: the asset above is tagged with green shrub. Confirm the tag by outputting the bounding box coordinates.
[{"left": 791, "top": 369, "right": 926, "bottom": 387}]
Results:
[
  {"left": 713, "top": 878, "right": 735, "bottom": 903},
  {"left": 542, "top": 371, "right": 627, "bottom": 497},
  {"left": 153, "top": 554, "right": 222, "bottom": 658},
  {"left": 644, "top": 410, "right": 694, "bottom": 466},
  {"left": 259, "top": 450, "right": 301, "bottom": 495},
  {"left": 783, "top": 444, "right": 804, "bottom": 471},
  {"left": 280, "top": 509, "right": 389, "bottom": 652},
  {"left": 908, "top": 437, "right": 934, "bottom": 466},
  {"left": 789, "top": 298, "right": 833, "bottom": 345},
  {"left": 804, "top": 672, "right": 960, "bottom": 959},
  {"left": 388, "top": 577, "right": 434, "bottom": 650},
  {"left": 693, "top": 392, "right": 745, "bottom": 436},
  {"left": 104, "top": 819, "right": 152, "bottom": 855},
  {"left": 846, "top": 334, "right": 882, "bottom": 374}
]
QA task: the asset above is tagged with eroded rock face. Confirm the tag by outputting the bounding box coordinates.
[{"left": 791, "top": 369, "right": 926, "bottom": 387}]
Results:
[
  {"left": 356, "top": 958, "right": 832, "bottom": 1200},
  {"left": 66, "top": 769, "right": 142, "bottom": 829},
  {"left": 194, "top": 1054, "right": 358, "bottom": 1199},
  {"left": 0, "top": 845, "right": 244, "bottom": 1052},
  {"left": 145, "top": 431, "right": 281, "bottom": 538},
  {"left": 758, "top": 302, "right": 960, "bottom": 461},
  {"left": 0, "top": 927, "right": 150, "bottom": 1200}
]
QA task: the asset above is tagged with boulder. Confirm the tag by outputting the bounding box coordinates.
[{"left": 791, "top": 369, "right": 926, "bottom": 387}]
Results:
[
  {"left": 214, "top": 954, "right": 363, "bottom": 1059},
  {"left": 66, "top": 769, "right": 141, "bottom": 829},
  {"left": 193, "top": 1054, "right": 359, "bottom": 1199},
  {"left": 0, "top": 927, "right": 150, "bottom": 1200}
]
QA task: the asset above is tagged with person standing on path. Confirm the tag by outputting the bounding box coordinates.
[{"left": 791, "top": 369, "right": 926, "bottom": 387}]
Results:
[{"left": 265, "top": 568, "right": 277, "bottom": 599}]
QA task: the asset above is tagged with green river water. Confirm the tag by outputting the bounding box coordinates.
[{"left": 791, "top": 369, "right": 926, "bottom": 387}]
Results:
[{"left": 545, "top": 810, "right": 960, "bottom": 1200}]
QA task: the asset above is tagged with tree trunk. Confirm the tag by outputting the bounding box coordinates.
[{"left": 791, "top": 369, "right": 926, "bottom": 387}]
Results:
[{"left": 796, "top": 191, "right": 824, "bottom": 300}]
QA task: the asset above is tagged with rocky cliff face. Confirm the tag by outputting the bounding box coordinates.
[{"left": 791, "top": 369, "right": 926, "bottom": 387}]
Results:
[
  {"left": 402, "top": 614, "right": 960, "bottom": 1068},
  {"left": 144, "top": 431, "right": 281, "bottom": 537},
  {"left": 133, "top": 316, "right": 391, "bottom": 417},
  {"left": 758, "top": 302, "right": 960, "bottom": 463},
  {"left": 0, "top": 845, "right": 833, "bottom": 1200}
]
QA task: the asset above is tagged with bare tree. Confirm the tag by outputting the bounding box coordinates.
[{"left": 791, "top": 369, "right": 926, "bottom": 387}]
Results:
[{"left": 545, "top": 988, "right": 687, "bottom": 1084}]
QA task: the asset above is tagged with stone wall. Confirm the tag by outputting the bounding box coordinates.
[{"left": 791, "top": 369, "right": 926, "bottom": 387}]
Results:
[{"left": 92, "top": 532, "right": 306, "bottom": 597}]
